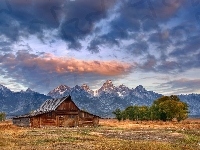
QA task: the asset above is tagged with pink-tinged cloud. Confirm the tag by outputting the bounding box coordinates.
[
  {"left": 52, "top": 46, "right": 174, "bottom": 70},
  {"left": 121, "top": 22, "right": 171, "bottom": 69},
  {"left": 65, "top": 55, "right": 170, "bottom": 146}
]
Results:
[
  {"left": 0, "top": 52, "right": 133, "bottom": 76},
  {"left": 35, "top": 57, "right": 132, "bottom": 76}
]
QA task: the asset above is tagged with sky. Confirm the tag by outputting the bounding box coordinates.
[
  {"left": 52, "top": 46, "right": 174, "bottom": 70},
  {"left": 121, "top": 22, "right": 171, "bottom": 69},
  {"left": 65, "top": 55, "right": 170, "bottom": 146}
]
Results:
[{"left": 0, "top": 0, "right": 200, "bottom": 95}]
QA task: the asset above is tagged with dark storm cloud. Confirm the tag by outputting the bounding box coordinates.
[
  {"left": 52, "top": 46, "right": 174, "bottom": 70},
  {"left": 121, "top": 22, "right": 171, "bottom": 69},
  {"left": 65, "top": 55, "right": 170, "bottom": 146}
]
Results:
[
  {"left": 0, "top": 40, "right": 13, "bottom": 53},
  {"left": 126, "top": 41, "right": 149, "bottom": 56},
  {"left": 0, "top": 0, "right": 63, "bottom": 41},
  {"left": 87, "top": 0, "right": 185, "bottom": 53},
  {"left": 87, "top": 30, "right": 124, "bottom": 53},
  {"left": 148, "top": 31, "right": 170, "bottom": 44},
  {"left": 170, "top": 25, "right": 190, "bottom": 42},
  {"left": 0, "top": 0, "right": 117, "bottom": 49},
  {"left": 139, "top": 55, "right": 157, "bottom": 71},
  {"left": 170, "top": 35, "right": 200, "bottom": 57},
  {"left": 0, "top": 0, "right": 191, "bottom": 52},
  {"left": 87, "top": 37, "right": 102, "bottom": 53},
  {"left": 148, "top": 30, "right": 171, "bottom": 60},
  {"left": 142, "top": 17, "right": 159, "bottom": 32},
  {"left": 0, "top": 47, "right": 12, "bottom": 53}
]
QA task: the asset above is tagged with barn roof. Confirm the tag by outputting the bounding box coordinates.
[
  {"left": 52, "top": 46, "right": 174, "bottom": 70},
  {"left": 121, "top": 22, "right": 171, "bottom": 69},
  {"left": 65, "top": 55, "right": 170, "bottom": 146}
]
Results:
[{"left": 34, "top": 96, "right": 69, "bottom": 112}]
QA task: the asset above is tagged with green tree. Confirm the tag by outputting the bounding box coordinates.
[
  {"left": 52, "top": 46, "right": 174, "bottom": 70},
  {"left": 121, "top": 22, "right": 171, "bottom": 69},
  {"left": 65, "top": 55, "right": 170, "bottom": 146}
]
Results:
[
  {"left": 124, "top": 106, "right": 136, "bottom": 120},
  {"left": 151, "top": 95, "right": 189, "bottom": 121},
  {"left": 121, "top": 111, "right": 127, "bottom": 121},
  {"left": 112, "top": 108, "right": 122, "bottom": 121},
  {"left": 175, "top": 101, "right": 188, "bottom": 122},
  {"left": 122, "top": 106, "right": 150, "bottom": 121},
  {"left": 0, "top": 112, "right": 6, "bottom": 121},
  {"left": 137, "top": 106, "right": 150, "bottom": 121}
]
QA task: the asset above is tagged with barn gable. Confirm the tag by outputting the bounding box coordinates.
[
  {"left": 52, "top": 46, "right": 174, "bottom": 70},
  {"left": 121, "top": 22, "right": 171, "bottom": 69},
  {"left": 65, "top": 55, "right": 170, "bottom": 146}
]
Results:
[{"left": 56, "top": 97, "right": 79, "bottom": 111}]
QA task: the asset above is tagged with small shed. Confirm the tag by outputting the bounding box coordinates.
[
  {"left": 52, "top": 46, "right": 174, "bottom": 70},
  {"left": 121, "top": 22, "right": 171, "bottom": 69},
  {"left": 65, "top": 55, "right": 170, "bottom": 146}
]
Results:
[{"left": 13, "top": 95, "right": 100, "bottom": 127}]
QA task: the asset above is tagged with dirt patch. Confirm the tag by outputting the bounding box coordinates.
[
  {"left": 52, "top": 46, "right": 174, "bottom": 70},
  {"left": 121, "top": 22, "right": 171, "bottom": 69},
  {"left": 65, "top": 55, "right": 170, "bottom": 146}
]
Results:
[{"left": 99, "top": 129, "right": 185, "bottom": 142}]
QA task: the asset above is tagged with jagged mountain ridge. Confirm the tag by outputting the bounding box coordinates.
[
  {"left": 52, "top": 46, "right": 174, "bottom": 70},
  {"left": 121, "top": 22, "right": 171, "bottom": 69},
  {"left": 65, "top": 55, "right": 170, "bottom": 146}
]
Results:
[
  {"left": 47, "top": 80, "right": 200, "bottom": 117},
  {"left": 0, "top": 80, "right": 200, "bottom": 118}
]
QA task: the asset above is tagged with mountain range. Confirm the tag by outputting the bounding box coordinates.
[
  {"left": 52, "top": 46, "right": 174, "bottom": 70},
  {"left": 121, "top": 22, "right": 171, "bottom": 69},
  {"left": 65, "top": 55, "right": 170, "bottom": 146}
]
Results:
[{"left": 0, "top": 80, "right": 200, "bottom": 118}]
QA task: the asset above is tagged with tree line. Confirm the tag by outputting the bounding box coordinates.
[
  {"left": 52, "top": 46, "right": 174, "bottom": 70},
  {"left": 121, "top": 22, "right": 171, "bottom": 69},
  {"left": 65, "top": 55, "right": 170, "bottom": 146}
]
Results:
[{"left": 113, "top": 95, "right": 189, "bottom": 122}]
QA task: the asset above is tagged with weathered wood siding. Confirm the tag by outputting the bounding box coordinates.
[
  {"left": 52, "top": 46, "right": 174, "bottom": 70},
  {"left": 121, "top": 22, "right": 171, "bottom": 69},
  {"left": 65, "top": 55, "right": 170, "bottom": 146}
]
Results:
[
  {"left": 55, "top": 100, "right": 79, "bottom": 127},
  {"left": 78, "top": 111, "right": 99, "bottom": 126},
  {"left": 56, "top": 100, "right": 78, "bottom": 111},
  {"left": 30, "top": 116, "right": 40, "bottom": 128},
  {"left": 40, "top": 112, "right": 57, "bottom": 127},
  {"left": 56, "top": 115, "right": 78, "bottom": 127},
  {"left": 13, "top": 117, "right": 30, "bottom": 127}
]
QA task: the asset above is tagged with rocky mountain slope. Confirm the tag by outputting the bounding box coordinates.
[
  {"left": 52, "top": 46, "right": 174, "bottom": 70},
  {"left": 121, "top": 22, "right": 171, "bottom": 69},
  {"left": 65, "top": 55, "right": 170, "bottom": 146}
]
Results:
[{"left": 0, "top": 85, "right": 51, "bottom": 117}]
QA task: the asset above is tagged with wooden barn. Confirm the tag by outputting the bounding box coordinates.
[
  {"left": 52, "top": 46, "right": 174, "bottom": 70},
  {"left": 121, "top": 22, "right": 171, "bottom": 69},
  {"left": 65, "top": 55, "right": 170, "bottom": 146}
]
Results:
[{"left": 13, "top": 95, "right": 100, "bottom": 127}]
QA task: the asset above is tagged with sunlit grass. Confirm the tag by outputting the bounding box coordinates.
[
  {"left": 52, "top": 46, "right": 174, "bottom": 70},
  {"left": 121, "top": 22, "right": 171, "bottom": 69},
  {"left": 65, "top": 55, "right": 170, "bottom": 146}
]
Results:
[{"left": 0, "top": 119, "right": 200, "bottom": 150}]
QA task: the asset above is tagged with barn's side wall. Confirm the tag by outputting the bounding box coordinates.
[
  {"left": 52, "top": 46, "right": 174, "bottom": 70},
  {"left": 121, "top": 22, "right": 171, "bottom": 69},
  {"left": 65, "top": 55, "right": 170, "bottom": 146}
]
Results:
[
  {"left": 13, "top": 117, "right": 31, "bottom": 127},
  {"left": 56, "top": 114, "right": 78, "bottom": 127},
  {"left": 40, "top": 112, "right": 57, "bottom": 127},
  {"left": 30, "top": 116, "right": 41, "bottom": 128}
]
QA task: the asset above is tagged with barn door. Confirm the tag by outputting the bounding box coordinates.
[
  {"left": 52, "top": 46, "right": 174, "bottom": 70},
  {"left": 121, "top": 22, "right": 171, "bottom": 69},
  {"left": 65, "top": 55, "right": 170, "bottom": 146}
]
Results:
[{"left": 58, "top": 116, "right": 64, "bottom": 127}]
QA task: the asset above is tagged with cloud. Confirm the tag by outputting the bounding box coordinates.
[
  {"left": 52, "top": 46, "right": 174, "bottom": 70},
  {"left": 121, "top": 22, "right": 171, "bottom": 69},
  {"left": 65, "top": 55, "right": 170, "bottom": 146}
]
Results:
[
  {"left": 139, "top": 55, "right": 157, "bottom": 71},
  {"left": 170, "top": 35, "right": 200, "bottom": 57},
  {"left": 126, "top": 40, "right": 149, "bottom": 56},
  {"left": 0, "top": 0, "right": 194, "bottom": 53},
  {"left": 86, "top": 0, "right": 185, "bottom": 53},
  {"left": 158, "top": 78, "right": 200, "bottom": 94},
  {"left": 0, "top": 51, "right": 133, "bottom": 93},
  {"left": 0, "top": 0, "right": 117, "bottom": 49}
]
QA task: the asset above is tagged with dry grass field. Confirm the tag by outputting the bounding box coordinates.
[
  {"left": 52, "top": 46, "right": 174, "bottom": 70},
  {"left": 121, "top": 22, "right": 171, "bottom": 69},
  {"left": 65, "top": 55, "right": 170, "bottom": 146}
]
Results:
[{"left": 0, "top": 119, "right": 200, "bottom": 150}]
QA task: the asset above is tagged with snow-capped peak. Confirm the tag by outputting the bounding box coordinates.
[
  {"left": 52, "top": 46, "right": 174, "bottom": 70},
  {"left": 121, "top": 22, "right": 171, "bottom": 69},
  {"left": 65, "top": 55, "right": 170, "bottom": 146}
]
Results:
[
  {"left": 106, "top": 80, "right": 112, "bottom": 84},
  {"left": 97, "top": 80, "right": 115, "bottom": 94},
  {"left": 47, "top": 85, "right": 71, "bottom": 97},
  {"left": 81, "top": 84, "right": 94, "bottom": 96},
  {"left": 81, "top": 84, "right": 90, "bottom": 91},
  {"left": 103, "top": 80, "right": 114, "bottom": 87},
  {"left": 54, "top": 85, "right": 69, "bottom": 92}
]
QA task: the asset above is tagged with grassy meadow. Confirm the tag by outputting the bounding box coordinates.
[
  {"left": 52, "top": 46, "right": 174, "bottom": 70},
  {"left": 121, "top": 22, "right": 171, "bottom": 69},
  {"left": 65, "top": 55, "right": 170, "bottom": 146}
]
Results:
[{"left": 0, "top": 119, "right": 200, "bottom": 150}]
